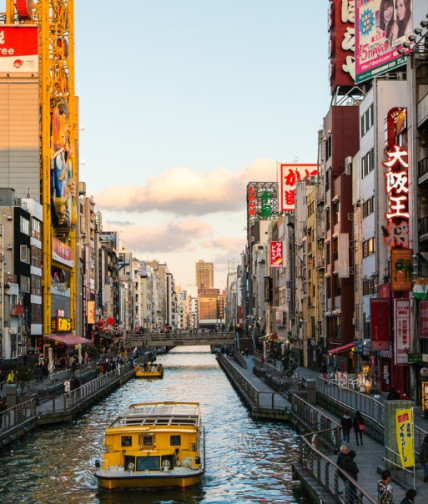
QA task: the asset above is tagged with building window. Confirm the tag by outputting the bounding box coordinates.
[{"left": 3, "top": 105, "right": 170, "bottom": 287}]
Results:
[
  {"left": 31, "top": 275, "right": 42, "bottom": 296},
  {"left": 362, "top": 238, "right": 375, "bottom": 258},
  {"left": 361, "top": 148, "right": 375, "bottom": 178},
  {"left": 362, "top": 278, "right": 376, "bottom": 295},
  {"left": 333, "top": 202, "right": 340, "bottom": 225},
  {"left": 363, "top": 195, "right": 375, "bottom": 218},
  {"left": 20, "top": 275, "right": 30, "bottom": 293},
  {"left": 20, "top": 216, "right": 30, "bottom": 236},
  {"left": 20, "top": 245, "right": 30, "bottom": 263},
  {"left": 361, "top": 104, "right": 374, "bottom": 137},
  {"left": 333, "top": 238, "right": 338, "bottom": 260},
  {"left": 334, "top": 276, "right": 341, "bottom": 296}
]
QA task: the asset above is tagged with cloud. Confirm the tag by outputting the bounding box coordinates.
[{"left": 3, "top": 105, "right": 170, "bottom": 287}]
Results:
[
  {"left": 94, "top": 158, "right": 277, "bottom": 216},
  {"left": 201, "top": 235, "right": 245, "bottom": 252},
  {"left": 110, "top": 219, "right": 212, "bottom": 254}
]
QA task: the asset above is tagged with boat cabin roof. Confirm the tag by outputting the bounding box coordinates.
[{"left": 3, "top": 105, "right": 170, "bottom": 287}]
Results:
[{"left": 112, "top": 402, "right": 201, "bottom": 427}]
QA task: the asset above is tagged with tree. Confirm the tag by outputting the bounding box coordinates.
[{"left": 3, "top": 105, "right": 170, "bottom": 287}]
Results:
[{"left": 281, "top": 348, "right": 297, "bottom": 378}]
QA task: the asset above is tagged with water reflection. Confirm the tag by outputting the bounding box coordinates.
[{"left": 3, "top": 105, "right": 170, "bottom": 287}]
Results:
[{"left": 0, "top": 347, "right": 304, "bottom": 503}]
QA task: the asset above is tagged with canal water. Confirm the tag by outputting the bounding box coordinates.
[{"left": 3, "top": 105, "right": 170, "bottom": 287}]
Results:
[{"left": 0, "top": 347, "right": 304, "bottom": 504}]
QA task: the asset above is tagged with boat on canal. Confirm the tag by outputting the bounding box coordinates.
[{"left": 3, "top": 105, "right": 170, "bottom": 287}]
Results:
[
  {"left": 94, "top": 401, "right": 205, "bottom": 490},
  {"left": 134, "top": 362, "right": 164, "bottom": 378}
]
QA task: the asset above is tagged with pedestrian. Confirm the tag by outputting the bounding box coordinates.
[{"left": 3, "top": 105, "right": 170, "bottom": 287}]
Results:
[
  {"left": 320, "top": 362, "right": 328, "bottom": 381},
  {"left": 342, "top": 449, "right": 359, "bottom": 504},
  {"left": 419, "top": 433, "right": 428, "bottom": 482},
  {"left": 6, "top": 370, "right": 15, "bottom": 384},
  {"left": 353, "top": 410, "right": 365, "bottom": 446},
  {"left": 336, "top": 443, "right": 349, "bottom": 481},
  {"left": 399, "top": 488, "right": 416, "bottom": 504},
  {"left": 377, "top": 469, "right": 394, "bottom": 504},
  {"left": 340, "top": 409, "right": 353, "bottom": 443}
]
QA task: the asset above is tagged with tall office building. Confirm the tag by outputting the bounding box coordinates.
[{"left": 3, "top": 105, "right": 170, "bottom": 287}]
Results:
[{"left": 195, "top": 260, "right": 214, "bottom": 290}]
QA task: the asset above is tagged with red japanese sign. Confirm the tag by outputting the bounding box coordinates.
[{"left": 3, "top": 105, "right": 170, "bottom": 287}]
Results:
[
  {"left": 419, "top": 301, "right": 428, "bottom": 339},
  {"left": 383, "top": 144, "right": 409, "bottom": 249},
  {"left": 280, "top": 163, "right": 318, "bottom": 212},
  {"left": 371, "top": 298, "right": 390, "bottom": 351},
  {"left": 329, "top": 0, "right": 355, "bottom": 93},
  {"left": 0, "top": 25, "right": 38, "bottom": 73},
  {"left": 270, "top": 241, "right": 283, "bottom": 268}
]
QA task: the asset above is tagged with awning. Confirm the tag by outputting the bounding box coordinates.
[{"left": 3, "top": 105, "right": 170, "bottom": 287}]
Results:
[
  {"left": 45, "top": 334, "right": 92, "bottom": 345},
  {"left": 328, "top": 342, "right": 355, "bottom": 355}
]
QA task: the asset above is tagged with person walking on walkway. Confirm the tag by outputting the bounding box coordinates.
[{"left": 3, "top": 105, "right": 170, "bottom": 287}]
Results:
[
  {"left": 341, "top": 409, "right": 353, "bottom": 443},
  {"left": 336, "top": 443, "right": 349, "bottom": 483},
  {"left": 377, "top": 469, "right": 394, "bottom": 504},
  {"left": 353, "top": 410, "right": 365, "bottom": 446},
  {"left": 420, "top": 433, "right": 428, "bottom": 482},
  {"left": 399, "top": 488, "right": 416, "bottom": 504},
  {"left": 342, "top": 449, "right": 359, "bottom": 504}
]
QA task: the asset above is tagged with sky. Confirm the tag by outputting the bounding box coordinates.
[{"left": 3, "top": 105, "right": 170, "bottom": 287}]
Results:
[{"left": 4, "top": 1, "right": 332, "bottom": 290}]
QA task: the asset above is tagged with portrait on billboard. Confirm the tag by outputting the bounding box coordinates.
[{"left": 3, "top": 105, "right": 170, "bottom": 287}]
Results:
[
  {"left": 355, "top": 0, "right": 411, "bottom": 83},
  {"left": 51, "top": 101, "right": 77, "bottom": 229}
]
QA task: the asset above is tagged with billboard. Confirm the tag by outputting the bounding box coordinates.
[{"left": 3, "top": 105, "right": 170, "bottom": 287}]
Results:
[
  {"left": 247, "top": 182, "right": 278, "bottom": 222},
  {"left": 270, "top": 241, "right": 283, "bottom": 268},
  {"left": 280, "top": 164, "right": 318, "bottom": 212},
  {"left": 0, "top": 25, "right": 38, "bottom": 74},
  {"left": 371, "top": 298, "right": 390, "bottom": 351},
  {"left": 394, "top": 298, "right": 411, "bottom": 365},
  {"left": 328, "top": 0, "right": 355, "bottom": 93},
  {"left": 355, "top": 0, "right": 412, "bottom": 83}
]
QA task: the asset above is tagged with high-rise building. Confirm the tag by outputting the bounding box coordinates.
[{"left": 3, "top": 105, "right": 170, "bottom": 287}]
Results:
[{"left": 195, "top": 260, "right": 214, "bottom": 289}]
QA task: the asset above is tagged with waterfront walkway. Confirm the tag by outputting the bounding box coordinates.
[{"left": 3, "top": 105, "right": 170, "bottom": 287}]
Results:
[{"left": 224, "top": 354, "right": 428, "bottom": 503}]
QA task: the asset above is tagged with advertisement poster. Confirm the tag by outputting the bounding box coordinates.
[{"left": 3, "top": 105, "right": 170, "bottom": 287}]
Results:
[
  {"left": 394, "top": 298, "right": 411, "bottom": 365},
  {"left": 395, "top": 408, "right": 414, "bottom": 468},
  {"left": 422, "top": 383, "right": 428, "bottom": 412},
  {"left": 355, "top": 0, "right": 411, "bottom": 83},
  {"left": 391, "top": 248, "right": 412, "bottom": 291},
  {"left": 270, "top": 241, "right": 283, "bottom": 268},
  {"left": 0, "top": 25, "right": 39, "bottom": 74}
]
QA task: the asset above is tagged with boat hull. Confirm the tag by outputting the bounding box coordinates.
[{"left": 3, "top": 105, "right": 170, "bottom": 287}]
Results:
[{"left": 96, "top": 469, "right": 203, "bottom": 490}]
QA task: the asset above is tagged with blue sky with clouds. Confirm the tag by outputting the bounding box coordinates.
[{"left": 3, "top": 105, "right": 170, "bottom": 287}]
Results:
[{"left": 2, "top": 1, "right": 332, "bottom": 289}]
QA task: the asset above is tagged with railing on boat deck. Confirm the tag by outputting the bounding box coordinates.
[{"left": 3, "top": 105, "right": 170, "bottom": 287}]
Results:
[
  {"left": 0, "top": 399, "right": 37, "bottom": 436},
  {"left": 38, "top": 363, "right": 135, "bottom": 415}
]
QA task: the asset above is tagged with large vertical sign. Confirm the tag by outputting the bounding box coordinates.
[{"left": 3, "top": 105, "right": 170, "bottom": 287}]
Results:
[
  {"left": 391, "top": 248, "right": 412, "bottom": 291},
  {"left": 419, "top": 301, "right": 428, "bottom": 339},
  {"left": 247, "top": 182, "right": 278, "bottom": 222},
  {"left": 280, "top": 164, "right": 318, "bottom": 212},
  {"left": 329, "top": 0, "right": 355, "bottom": 93},
  {"left": 395, "top": 408, "right": 414, "bottom": 468},
  {"left": 371, "top": 298, "right": 390, "bottom": 351},
  {"left": 394, "top": 298, "right": 411, "bottom": 365},
  {"left": 355, "top": 0, "right": 411, "bottom": 83},
  {"left": 270, "top": 242, "right": 283, "bottom": 268},
  {"left": 0, "top": 25, "right": 38, "bottom": 74}
]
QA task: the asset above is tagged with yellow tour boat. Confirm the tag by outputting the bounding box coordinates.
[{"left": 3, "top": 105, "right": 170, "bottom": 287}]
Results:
[
  {"left": 134, "top": 362, "right": 164, "bottom": 378},
  {"left": 95, "top": 401, "right": 205, "bottom": 490}
]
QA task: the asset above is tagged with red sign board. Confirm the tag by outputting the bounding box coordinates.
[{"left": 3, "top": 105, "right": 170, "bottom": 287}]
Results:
[
  {"left": 270, "top": 241, "right": 283, "bottom": 268},
  {"left": 0, "top": 25, "right": 38, "bottom": 73},
  {"left": 280, "top": 164, "right": 318, "bottom": 212},
  {"left": 420, "top": 302, "right": 428, "bottom": 339},
  {"left": 391, "top": 248, "right": 412, "bottom": 292},
  {"left": 371, "top": 298, "right": 390, "bottom": 351},
  {"left": 329, "top": 0, "right": 355, "bottom": 93}
]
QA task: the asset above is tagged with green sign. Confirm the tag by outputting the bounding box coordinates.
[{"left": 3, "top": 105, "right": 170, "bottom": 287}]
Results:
[{"left": 408, "top": 353, "right": 422, "bottom": 363}]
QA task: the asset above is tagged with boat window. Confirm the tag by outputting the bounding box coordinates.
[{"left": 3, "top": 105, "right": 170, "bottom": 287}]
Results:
[
  {"left": 121, "top": 436, "right": 132, "bottom": 447},
  {"left": 136, "top": 455, "right": 160, "bottom": 471},
  {"left": 140, "top": 434, "right": 154, "bottom": 447},
  {"left": 124, "top": 455, "right": 135, "bottom": 471},
  {"left": 170, "top": 435, "right": 181, "bottom": 446}
]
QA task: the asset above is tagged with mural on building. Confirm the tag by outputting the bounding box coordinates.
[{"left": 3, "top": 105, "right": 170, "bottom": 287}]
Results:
[{"left": 51, "top": 102, "right": 77, "bottom": 229}]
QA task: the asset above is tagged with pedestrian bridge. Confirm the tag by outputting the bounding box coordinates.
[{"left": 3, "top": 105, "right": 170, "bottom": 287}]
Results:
[{"left": 124, "top": 331, "right": 236, "bottom": 349}]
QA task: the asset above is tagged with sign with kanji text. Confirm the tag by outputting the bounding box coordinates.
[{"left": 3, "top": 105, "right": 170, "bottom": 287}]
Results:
[
  {"left": 280, "top": 164, "right": 317, "bottom": 212},
  {"left": 270, "top": 241, "right": 283, "bottom": 268},
  {"left": 394, "top": 298, "right": 411, "bottom": 365},
  {"left": 395, "top": 408, "right": 414, "bottom": 468}
]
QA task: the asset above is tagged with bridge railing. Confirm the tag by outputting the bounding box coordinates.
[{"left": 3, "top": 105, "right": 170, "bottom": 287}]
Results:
[{"left": 125, "top": 331, "right": 236, "bottom": 348}]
